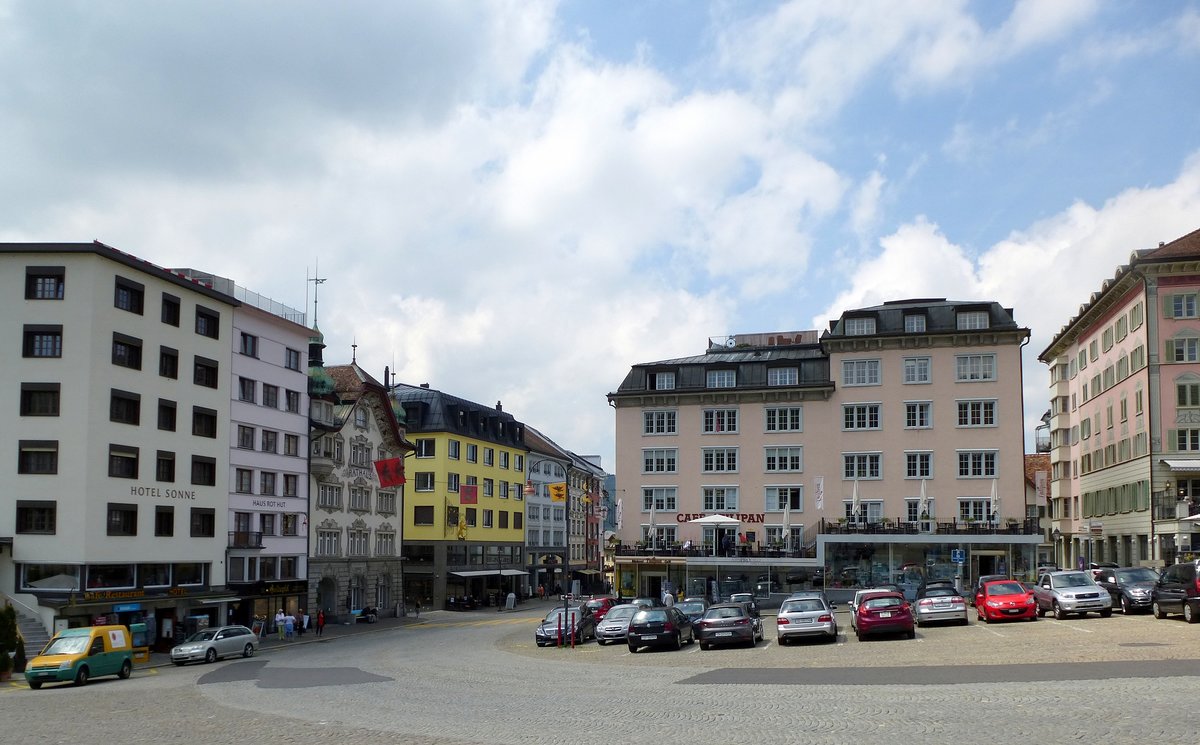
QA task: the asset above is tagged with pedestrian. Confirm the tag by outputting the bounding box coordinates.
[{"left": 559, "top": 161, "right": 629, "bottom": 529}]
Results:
[
  {"left": 275, "top": 609, "right": 286, "bottom": 641},
  {"left": 284, "top": 612, "right": 295, "bottom": 640},
  {"left": 537, "top": 585, "right": 545, "bottom": 601},
  {"left": 295, "top": 609, "right": 305, "bottom": 636},
  {"left": 414, "top": 598, "right": 421, "bottom": 618},
  {"left": 315, "top": 609, "right": 325, "bottom": 637}
]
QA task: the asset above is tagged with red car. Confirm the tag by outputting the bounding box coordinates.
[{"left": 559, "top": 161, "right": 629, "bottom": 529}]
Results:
[
  {"left": 975, "top": 580, "right": 1037, "bottom": 623},
  {"left": 854, "top": 592, "right": 915, "bottom": 640},
  {"left": 582, "top": 596, "right": 621, "bottom": 623}
]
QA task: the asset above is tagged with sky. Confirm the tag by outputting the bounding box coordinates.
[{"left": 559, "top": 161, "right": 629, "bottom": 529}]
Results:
[{"left": 2, "top": 0, "right": 1199, "bottom": 471}]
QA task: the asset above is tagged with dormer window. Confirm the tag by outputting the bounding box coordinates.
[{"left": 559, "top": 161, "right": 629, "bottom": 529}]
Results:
[
  {"left": 649, "top": 371, "right": 675, "bottom": 390},
  {"left": 904, "top": 315, "right": 926, "bottom": 333},
  {"left": 956, "top": 311, "right": 989, "bottom": 330},
  {"left": 845, "top": 317, "right": 876, "bottom": 336},
  {"left": 706, "top": 369, "right": 736, "bottom": 388}
]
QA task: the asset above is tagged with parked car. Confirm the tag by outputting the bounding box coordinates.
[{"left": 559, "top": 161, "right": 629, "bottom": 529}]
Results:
[
  {"left": 534, "top": 606, "right": 596, "bottom": 646},
  {"left": 695, "top": 602, "right": 764, "bottom": 649},
  {"left": 968, "top": 574, "right": 1010, "bottom": 607},
  {"left": 848, "top": 588, "right": 894, "bottom": 632},
  {"left": 1152, "top": 559, "right": 1200, "bottom": 623},
  {"left": 914, "top": 585, "right": 969, "bottom": 627},
  {"left": 25, "top": 625, "right": 133, "bottom": 688},
  {"left": 627, "top": 607, "right": 695, "bottom": 652},
  {"left": 729, "top": 592, "right": 760, "bottom": 616},
  {"left": 975, "top": 580, "right": 1037, "bottom": 623},
  {"left": 583, "top": 596, "right": 621, "bottom": 622},
  {"left": 1094, "top": 566, "right": 1158, "bottom": 614},
  {"left": 595, "top": 604, "right": 639, "bottom": 645},
  {"left": 629, "top": 596, "right": 665, "bottom": 609},
  {"left": 1033, "top": 571, "right": 1113, "bottom": 619},
  {"left": 1088, "top": 561, "right": 1119, "bottom": 580},
  {"left": 854, "top": 591, "right": 916, "bottom": 640},
  {"left": 775, "top": 593, "right": 838, "bottom": 644},
  {"left": 675, "top": 599, "right": 709, "bottom": 625},
  {"left": 171, "top": 625, "right": 259, "bottom": 666}
]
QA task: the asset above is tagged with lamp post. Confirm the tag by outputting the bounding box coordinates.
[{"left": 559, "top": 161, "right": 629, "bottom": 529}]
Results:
[
  {"left": 1052, "top": 528, "right": 1062, "bottom": 569},
  {"left": 524, "top": 455, "right": 570, "bottom": 600}
]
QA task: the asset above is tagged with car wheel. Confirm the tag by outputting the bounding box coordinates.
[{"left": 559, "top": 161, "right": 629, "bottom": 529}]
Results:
[
  {"left": 1053, "top": 601, "right": 1068, "bottom": 620},
  {"left": 1121, "top": 596, "right": 1133, "bottom": 614},
  {"left": 173, "top": 661, "right": 186, "bottom": 666},
  {"left": 118, "top": 659, "right": 132, "bottom": 679},
  {"left": 28, "top": 681, "right": 42, "bottom": 690},
  {"left": 1185, "top": 604, "right": 1198, "bottom": 624},
  {"left": 959, "top": 618, "right": 969, "bottom": 626},
  {"left": 700, "top": 642, "right": 709, "bottom": 651},
  {"left": 1036, "top": 604, "right": 1045, "bottom": 618},
  {"left": 74, "top": 666, "right": 89, "bottom": 686},
  {"left": 1154, "top": 601, "right": 1167, "bottom": 619},
  {"left": 205, "top": 648, "right": 217, "bottom": 664},
  {"left": 242, "top": 643, "right": 255, "bottom": 658},
  {"left": 673, "top": 632, "right": 682, "bottom": 651},
  {"left": 1100, "top": 609, "right": 1112, "bottom": 619},
  {"left": 597, "top": 639, "right": 606, "bottom": 646},
  {"left": 628, "top": 644, "right": 637, "bottom": 653},
  {"left": 906, "top": 628, "right": 916, "bottom": 640},
  {"left": 982, "top": 610, "right": 990, "bottom": 624},
  {"left": 855, "top": 630, "right": 864, "bottom": 642}
]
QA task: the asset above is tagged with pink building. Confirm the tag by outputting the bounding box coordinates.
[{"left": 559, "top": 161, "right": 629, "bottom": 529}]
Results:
[
  {"left": 1039, "top": 227, "right": 1200, "bottom": 570},
  {"left": 608, "top": 299, "right": 1038, "bottom": 602}
]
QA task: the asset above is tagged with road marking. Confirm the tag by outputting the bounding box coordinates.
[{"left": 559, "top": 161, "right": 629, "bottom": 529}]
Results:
[{"left": 1048, "top": 620, "right": 1094, "bottom": 633}]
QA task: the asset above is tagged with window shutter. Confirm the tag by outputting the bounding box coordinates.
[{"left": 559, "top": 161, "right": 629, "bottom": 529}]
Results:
[
  {"left": 1164, "top": 294, "right": 1175, "bottom": 318},
  {"left": 1168, "top": 429, "right": 1178, "bottom": 451},
  {"left": 1166, "top": 340, "right": 1176, "bottom": 361}
]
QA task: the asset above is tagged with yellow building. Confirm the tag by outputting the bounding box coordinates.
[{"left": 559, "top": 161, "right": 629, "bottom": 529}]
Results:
[{"left": 391, "top": 383, "right": 528, "bottom": 608}]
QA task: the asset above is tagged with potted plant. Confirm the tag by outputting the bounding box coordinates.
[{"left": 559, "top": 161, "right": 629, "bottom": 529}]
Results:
[
  {"left": 12, "top": 633, "right": 26, "bottom": 673},
  {"left": 0, "top": 604, "right": 16, "bottom": 681}
]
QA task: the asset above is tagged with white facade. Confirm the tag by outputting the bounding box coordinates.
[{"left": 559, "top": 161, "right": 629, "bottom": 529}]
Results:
[{"left": 1, "top": 244, "right": 237, "bottom": 638}]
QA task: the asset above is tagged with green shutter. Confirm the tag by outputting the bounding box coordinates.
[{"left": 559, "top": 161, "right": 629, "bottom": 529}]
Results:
[
  {"left": 1166, "top": 340, "right": 1176, "bottom": 361},
  {"left": 1164, "top": 294, "right": 1175, "bottom": 318},
  {"left": 1168, "top": 429, "right": 1178, "bottom": 452}
]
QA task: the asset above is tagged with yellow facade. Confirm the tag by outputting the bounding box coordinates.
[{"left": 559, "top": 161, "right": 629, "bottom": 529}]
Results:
[{"left": 403, "top": 432, "right": 527, "bottom": 545}]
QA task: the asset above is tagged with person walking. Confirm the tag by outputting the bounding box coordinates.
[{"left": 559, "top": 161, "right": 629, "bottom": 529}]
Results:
[
  {"left": 283, "top": 612, "right": 295, "bottom": 640},
  {"left": 414, "top": 598, "right": 421, "bottom": 619},
  {"left": 315, "top": 609, "right": 325, "bottom": 637},
  {"left": 295, "top": 609, "right": 305, "bottom": 637}
]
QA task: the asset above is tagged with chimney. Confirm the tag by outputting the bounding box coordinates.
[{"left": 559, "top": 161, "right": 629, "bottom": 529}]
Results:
[
  {"left": 420, "top": 383, "right": 430, "bottom": 389},
  {"left": 496, "top": 400, "right": 503, "bottom": 411}
]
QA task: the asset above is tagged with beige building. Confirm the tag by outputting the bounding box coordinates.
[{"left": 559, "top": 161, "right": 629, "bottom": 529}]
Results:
[
  {"left": 608, "top": 299, "right": 1039, "bottom": 602},
  {"left": 1039, "top": 227, "right": 1200, "bottom": 570}
]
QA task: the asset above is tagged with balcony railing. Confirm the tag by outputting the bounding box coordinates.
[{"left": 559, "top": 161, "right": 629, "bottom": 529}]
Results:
[
  {"left": 820, "top": 517, "right": 1042, "bottom": 536},
  {"left": 228, "top": 531, "right": 263, "bottom": 549}
]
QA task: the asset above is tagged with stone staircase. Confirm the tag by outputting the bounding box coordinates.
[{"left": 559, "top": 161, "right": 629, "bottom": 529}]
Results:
[{"left": 11, "top": 605, "right": 51, "bottom": 659}]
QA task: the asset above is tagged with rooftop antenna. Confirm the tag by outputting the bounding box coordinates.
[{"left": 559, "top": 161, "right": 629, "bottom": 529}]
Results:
[
  {"left": 351, "top": 338, "right": 358, "bottom": 364},
  {"left": 307, "top": 259, "right": 327, "bottom": 328}
]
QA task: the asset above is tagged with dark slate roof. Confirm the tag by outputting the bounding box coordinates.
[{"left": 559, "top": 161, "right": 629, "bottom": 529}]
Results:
[
  {"left": 391, "top": 382, "right": 525, "bottom": 449},
  {"left": 610, "top": 343, "right": 831, "bottom": 396},
  {"left": 824, "top": 299, "right": 1021, "bottom": 338}
]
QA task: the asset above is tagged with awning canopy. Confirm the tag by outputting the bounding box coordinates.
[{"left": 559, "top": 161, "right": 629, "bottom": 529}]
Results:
[
  {"left": 450, "top": 570, "right": 500, "bottom": 578},
  {"left": 576, "top": 569, "right": 601, "bottom": 575},
  {"left": 199, "top": 597, "right": 242, "bottom": 604},
  {"left": 1181, "top": 513, "right": 1200, "bottom": 523},
  {"left": 1163, "top": 459, "right": 1200, "bottom": 472},
  {"left": 500, "top": 569, "right": 528, "bottom": 576}
]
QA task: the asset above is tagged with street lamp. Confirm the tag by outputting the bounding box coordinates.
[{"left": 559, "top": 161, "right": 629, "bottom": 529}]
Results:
[{"left": 1052, "top": 528, "right": 1062, "bottom": 569}]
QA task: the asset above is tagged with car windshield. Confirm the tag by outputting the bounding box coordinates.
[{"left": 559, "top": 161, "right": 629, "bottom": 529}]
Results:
[
  {"left": 42, "top": 636, "right": 89, "bottom": 655},
  {"left": 634, "top": 610, "right": 668, "bottom": 623},
  {"left": 604, "top": 606, "right": 637, "bottom": 621},
  {"left": 924, "top": 588, "right": 959, "bottom": 598},
  {"left": 585, "top": 600, "right": 608, "bottom": 610},
  {"left": 1115, "top": 568, "right": 1158, "bottom": 583},
  {"left": 186, "top": 630, "right": 218, "bottom": 642},
  {"left": 781, "top": 600, "right": 825, "bottom": 613},
  {"left": 987, "top": 582, "right": 1026, "bottom": 596},
  {"left": 864, "top": 597, "right": 901, "bottom": 610},
  {"left": 676, "top": 602, "right": 705, "bottom": 615},
  {"left": 704, "top": 607, "right": 745, "bottom": 620},
  {"left": 544, "top": 609, "right": 583, "bottom": 622},
  {"left": 1053, "top": 573, "right": 1093, "bottom": 588}
]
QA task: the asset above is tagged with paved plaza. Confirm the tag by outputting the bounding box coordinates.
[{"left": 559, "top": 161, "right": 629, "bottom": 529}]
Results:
[{"left": 3, "top": 600, "right": 1196, "bottom": 743}]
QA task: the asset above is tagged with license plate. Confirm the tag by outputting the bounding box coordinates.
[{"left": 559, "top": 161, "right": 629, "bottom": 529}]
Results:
[
  {"left": 879, "top": 611, "right": 892, "bottom": 618},
  {"left": 715, "top": 631, "right": 733, "bottom": 637},
  {"left": 641, "top": 634, "right": 657, "bottom": 640},
  {"left": 934, "top": 600, "right": 948, "bottom": 605}
]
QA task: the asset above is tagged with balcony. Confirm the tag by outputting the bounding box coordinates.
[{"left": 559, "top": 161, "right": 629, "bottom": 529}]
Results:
[
  {"left": 228, "top": 531, "right": 263, "bottom": 549},
  {"left": 311, "top": 453, "right": 337, "bottom": 477}
]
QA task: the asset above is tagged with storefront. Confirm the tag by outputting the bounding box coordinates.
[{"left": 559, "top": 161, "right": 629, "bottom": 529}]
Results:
[{"left": 225, "top": 580, "right": 309, "bottom": 632}]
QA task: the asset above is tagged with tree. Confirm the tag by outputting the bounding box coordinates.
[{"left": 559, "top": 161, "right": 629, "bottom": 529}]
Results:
[{"left": 0, "top": 604, "right": 17, "bottom": 676}]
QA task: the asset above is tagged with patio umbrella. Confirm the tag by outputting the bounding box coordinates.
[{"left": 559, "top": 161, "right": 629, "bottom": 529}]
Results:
[
  {"left": 783, "top": 495, "right": 791, "bottom": 551},
  {"left": 919, "top": 479, "right": 929, "bottom": 520},
  {"left": 990, "top": 478, "right": 1000, "bottom": 521},
  {"left": 687, "top": 514, "right": 741, "bottom": 556},
  {"left": 851, "top": 478, "right": 861, "bottom": 522},
  {"left": 649, "top": 497, "right": 656, "bottom": 549}
]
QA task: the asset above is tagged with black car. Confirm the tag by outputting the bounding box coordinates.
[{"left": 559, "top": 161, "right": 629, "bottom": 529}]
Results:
[
  {"left": 627, "top": 607, "right": 695, "bottom": 652},
  {"left": 1152, "top": 560, "right": 1200, "bottom": 623},
  {"left": 1094, "top": 566, "right": 1158, "bottom": 614},
  {"left": 674, "top": 598, "right": 708, "bottom": 625},
  {"left": 534, "top": 606, "right": 596, "bottom": 646}
]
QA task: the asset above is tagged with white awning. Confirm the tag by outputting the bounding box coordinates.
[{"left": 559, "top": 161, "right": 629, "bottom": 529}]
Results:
[
  {"left": 199, "top": 597, "right": 241, "bottom": 604},
  {"left": 450, "top": 570, "right": 500, "bottom": 578},
  {"left": 576, "top": 569, "right": 601, "bottom": 575},
  {"left": 1163, "top": 459, "right": 1200, "bottom": 472},
  {"left": 500, "top": 569, "right": 528, "bottom": 576}
]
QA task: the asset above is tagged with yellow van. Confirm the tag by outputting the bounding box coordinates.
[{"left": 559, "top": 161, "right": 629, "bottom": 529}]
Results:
[{"left": 25, "top": 625, "right": 133, "bottom": 689}]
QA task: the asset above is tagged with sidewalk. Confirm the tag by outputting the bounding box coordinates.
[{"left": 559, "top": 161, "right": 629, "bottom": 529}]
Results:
[{"left": 142, "top": 601, "right": 547, "bottom": 669}]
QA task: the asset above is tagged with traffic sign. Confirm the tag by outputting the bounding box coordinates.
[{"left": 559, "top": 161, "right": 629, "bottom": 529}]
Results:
[{"left": 951, "top": 548, "right": 966, "bottom": 564}]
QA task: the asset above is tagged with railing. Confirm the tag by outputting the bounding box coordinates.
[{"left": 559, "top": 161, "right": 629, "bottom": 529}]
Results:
[
  {"left": 819, "top": 517, "right": 1042, "bottom": 535},
  {"left": 614, "top": 543, "right": 817, "bottom": 559},
  {"left": 228, "top": 531, "right": 264, "bottom": 548}
]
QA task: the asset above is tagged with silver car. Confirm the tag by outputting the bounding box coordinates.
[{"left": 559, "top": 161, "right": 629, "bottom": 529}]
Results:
[
  {"left": 914, "top": 585, "right": 969, "bottom": 626},
  {"left": 170, "top": 625, "right": 259, "bottom": 665},
  {"left": 1034, "top": 571, "right": 1113, "bottom": 619},
  {"left": 595, "top": 604, "right": 638, "bottom": 645},
  {"left": 776, "top": 593, "right": 838, "bottom": 644}
]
